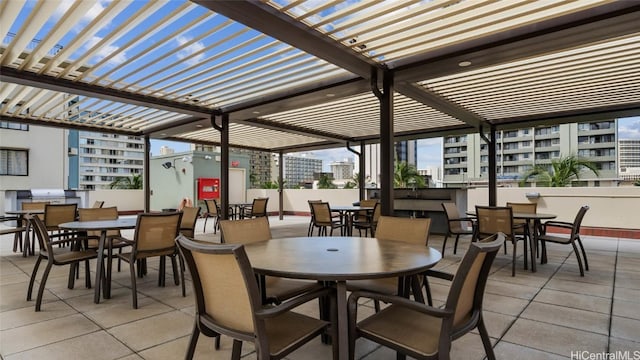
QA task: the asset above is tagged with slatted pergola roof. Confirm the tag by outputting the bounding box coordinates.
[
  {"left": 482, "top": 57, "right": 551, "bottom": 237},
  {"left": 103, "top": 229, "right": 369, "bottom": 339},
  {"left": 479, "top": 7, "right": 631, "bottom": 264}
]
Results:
[{"left": 2, "top": 0, "right": 640, "bottom": 152}]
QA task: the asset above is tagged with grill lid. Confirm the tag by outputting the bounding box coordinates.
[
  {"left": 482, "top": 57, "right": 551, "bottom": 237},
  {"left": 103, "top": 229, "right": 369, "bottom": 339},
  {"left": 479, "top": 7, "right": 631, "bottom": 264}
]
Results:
[{"left": 29, "top": 189, "right": 66, "bottom": 198}]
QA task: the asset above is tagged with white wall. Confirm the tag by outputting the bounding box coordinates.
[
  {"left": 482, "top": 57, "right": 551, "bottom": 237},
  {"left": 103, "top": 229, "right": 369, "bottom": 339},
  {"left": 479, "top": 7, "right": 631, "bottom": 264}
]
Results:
[
  {"left": 247, "top": 189, "right": 360, "bottom": 213},
  {"left": 467, "top": 187, "right": 640, "bottom": 229},
  {"left": 88, "top": 189, "right": 144, "bottom": 212},
  {"left": 0, "top": 126, "right": 67, "bottom": 212}
]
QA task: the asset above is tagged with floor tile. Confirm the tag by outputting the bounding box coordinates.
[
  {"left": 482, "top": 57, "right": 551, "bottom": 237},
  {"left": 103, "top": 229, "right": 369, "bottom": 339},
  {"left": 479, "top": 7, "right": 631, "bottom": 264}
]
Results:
[
  {"left": 503, "top": 318, "right": 608, "bottom": 357},
  {"left": 520, "top": 301, "right": 609, "bottom": 335}
]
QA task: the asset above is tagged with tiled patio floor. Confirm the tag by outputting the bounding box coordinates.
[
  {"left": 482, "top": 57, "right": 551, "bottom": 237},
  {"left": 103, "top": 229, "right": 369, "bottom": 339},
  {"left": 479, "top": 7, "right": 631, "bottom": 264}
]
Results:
[{"left": 1, "top": 216, "right": 639, "bottom": 359}]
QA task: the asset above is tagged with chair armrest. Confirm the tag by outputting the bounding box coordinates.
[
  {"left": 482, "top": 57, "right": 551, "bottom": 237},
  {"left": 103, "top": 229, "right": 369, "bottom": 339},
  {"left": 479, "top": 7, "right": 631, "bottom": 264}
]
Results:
[
  {"left": 108, "top": 235, "right": 135, "bottom": 245},
  {"left": 450, "top": 217, "right": 475, "bottom": 222},
  {"left": 542, "top": 221, "right": 573, "bottom": 233},
  {"left": 348, "top": 290, "right": 453, "bottom": 318},
  {"left": 255, "top": 286, "right": 333, "bottom": 318},
  {"left": 425, "top": 269, "right": 454, "bottom": 281}
]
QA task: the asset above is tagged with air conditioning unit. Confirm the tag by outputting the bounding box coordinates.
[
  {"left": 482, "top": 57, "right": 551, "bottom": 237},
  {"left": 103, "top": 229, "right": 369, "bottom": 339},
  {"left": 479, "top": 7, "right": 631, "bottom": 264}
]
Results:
[{"left": 68, "top": 147, "right": 78, "bottom": 155}]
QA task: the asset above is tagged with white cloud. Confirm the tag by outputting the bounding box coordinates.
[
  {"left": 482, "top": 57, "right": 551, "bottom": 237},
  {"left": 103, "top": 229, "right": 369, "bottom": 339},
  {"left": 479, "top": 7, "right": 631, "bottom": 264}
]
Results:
[
  {"left": 618, "top": 116, "right": 640, "bottom": 140},
  {"left": 176, "top": 36, "right": 206, "bottom": 67},
  {"left": 84, "top": 36, "right": 127, "bottom": 66},
  {"left": 417, "top": 138, "right": 442, "bottom": 169}
]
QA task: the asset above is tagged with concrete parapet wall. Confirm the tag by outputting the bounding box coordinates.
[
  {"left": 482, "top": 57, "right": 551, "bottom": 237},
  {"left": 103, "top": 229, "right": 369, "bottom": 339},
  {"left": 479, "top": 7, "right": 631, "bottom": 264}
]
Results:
[{"left": 467, "top": 187, "right": 640, "bottom": 231}]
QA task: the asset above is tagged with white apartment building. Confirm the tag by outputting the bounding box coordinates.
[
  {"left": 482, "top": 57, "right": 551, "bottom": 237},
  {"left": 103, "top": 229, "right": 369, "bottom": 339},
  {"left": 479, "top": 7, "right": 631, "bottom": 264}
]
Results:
[
  {"left": 274, "top": 153, "right": 322, "bottom": 188},
  {"left": 618, "top": 139, "right": 640, "bottom": 181},
  {"left": 70, "top": 131, "right": 145, "bottom": 190},
  {"left": 330, "top": 159, "right": 355, "bottom": 180},
  {"left": 443, "top": 120, "right": 618, "bottom": 187}
]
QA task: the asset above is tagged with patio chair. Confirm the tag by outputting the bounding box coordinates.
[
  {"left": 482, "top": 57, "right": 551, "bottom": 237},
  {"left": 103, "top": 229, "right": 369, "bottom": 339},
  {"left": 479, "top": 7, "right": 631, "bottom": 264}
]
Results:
[
  {"left": 26, "top": 214, "right": 97, "bottom": 311},
  {"left": 242, "top": 197, "right": 269, "bottom": 219},
  {"left": 78, "top": 206, "right": 129, "bottom": 272},
  {"left": 115, "top": 212, "right": 184, "bottom": 308},
  {"left": 22, "top": 201, "right": 49, "bottom": 254},
  {"left": 506, "top": 202, "right": 537, "bottom": 250},
  {"left": 310, "top": 202, "right": 344, "bottom": 236},
  {"left": 475, "top": 205, "right": 523, "bottom": 277},
  {"left": 202, "top": 199, "right": 220, "bottom": 233},
  {"left": 179, "top": 206, "right": 201, "bottom": 239},
  {"left": 0, "top": 214, "right": 25, "bottom": 253},
  {"left": 219, "top": 217, "right": 324, "bottom": 305},
  {"left": 92, "top": 200, "right": 105, "bottom": 208},
  {"left": 44, "top": 203, "right": 78, "bottom": 234},
  {"left": 352, "top": 200, "right": 381, "bottom": 237},
  {"left": 348, "top": 216, "right": 438, "bottom": 311},
  {"left": 347, "top": 232, "right": 505, "bottom": 360},
  {"left": 538, "top": 205, "right": 590, "bottom": 276},
  {"left": 176, "top": 235, "right": 336, "bottom": 360},
  {"left": 307, "top": 200, "right": 322, "bottom": 236},
  {"left": 441, "top": 202, "right": 475, "bottom": 256}
]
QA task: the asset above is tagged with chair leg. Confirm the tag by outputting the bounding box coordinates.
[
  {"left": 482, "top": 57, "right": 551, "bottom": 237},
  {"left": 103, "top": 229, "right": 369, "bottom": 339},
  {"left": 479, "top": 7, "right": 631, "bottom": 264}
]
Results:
[
  {"left": 215, "top": 335, "right": 221, "bottom": 349},
  {"left": 441, "top": 234, "right": 449, "bottom": 256},
  {"left": 35, "top": 261, "right": 53, "bottom": 312},
  {"left": 27, "top": 256, "right": 43, "bottom": 301},
  {"left": 129, "top": 260, "right": 138, "bottom": 309},
  {"left": 231, "top": 340, "right": 243, "bottom": 360},
  {"left": 477, "top": 316, "right": 496, "bottom": 360},
  {"left": 571, "top": 241, "right": 585, "bottom": 276},
  {"left": 576, "top": 236, "right": 589, "bottom": 271},
  {"left": 512, "top": 240, "right": 517, "bottom": 277},
  {"left": 423, "top": 275, "right": 433, "bottom": 306},
  {"left": 84, "top": 259, "right": 92, "bottom": 289},
  {"left": 185, "top": 322, "right": 200, "bottom": 360},
  {"left": 171, "top": 255, "right": 180, "bottom": 286},
  {"left": 179, "top": 255, "right": 186, "bottom": 297},
  {"left": 158, "top": 256, "right": 166, "bottom": 287},
  {"left": 453, "top": 234, "right": 461, "bottom": 254}
]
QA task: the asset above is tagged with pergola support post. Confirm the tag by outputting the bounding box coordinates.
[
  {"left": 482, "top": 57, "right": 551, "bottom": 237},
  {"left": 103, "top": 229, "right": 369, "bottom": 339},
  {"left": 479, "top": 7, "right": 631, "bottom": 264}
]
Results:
[
  {"left": 279, "top": 151, "right": 284, "bottom": 220},
  {"left": 144, "top": 135, "right": 150, "bottom": 212},
  {"left": 376, "top": 69, "right": 394, "bottom": 216},
  {"left": 480, "top": 125, "right": 498, "bottom": 206},
  {"left": 212, "top": 114, "right": 230, "bottom": 219}
]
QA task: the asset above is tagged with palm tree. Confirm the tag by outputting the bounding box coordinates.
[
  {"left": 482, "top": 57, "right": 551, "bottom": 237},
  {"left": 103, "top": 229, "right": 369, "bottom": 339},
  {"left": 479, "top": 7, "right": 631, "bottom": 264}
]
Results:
[
  {"left": 317, "top": 174, "right": 336, "bottom": 189},
  {"left": 394, "top": 161, "right": 425, "bottom": 188},
  {"left": 519, "top": 155, "right": 599, "bottom": 187},
  {"left": 109, "top": 174, "right": 143, "bottom": 189}
]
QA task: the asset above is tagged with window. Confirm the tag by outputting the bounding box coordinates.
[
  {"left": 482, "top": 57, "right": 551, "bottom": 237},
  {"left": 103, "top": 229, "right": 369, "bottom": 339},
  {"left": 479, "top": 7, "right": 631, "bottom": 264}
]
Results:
[
  {"left": 0, "top": 121, "right": 29, "bottom": 131},
  {"left": 1, "top": 149, "right": 28, "bottom": 175}
]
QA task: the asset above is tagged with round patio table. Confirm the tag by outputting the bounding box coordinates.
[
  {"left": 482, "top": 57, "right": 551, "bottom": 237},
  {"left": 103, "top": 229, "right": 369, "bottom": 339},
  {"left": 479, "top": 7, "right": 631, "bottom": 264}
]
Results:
[{"left": 244, "top": 236, "right": 441, "bottom": 360}]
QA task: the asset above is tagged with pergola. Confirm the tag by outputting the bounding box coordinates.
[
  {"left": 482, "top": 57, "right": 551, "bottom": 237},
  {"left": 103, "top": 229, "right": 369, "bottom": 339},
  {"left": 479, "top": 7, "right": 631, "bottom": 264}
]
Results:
[{"left": 2, "top": 0, "right": 640, "bottom": 216}]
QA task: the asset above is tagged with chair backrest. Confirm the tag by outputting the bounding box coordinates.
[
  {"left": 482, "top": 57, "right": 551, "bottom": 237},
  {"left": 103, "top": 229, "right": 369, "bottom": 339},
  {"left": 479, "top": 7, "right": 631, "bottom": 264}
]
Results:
[
  {"left": 133, "top": 212, "right": 182, "bottom": 253},
  {"left": 358, "top": 199, "right": 378, "bottom": 218},
  {"left": 204, "top": 199, "right": 218, "bottom": 216},
  {"left": 251, "top": 198, "right": 269, "bottom": 217},
  {"left": 370, "top": 202, "right": 381, "bottom": 224},
  {"left": 220, "top": 217, "right": 271, "bottom": 244},
  {"left": 506, "top": 202, "right": 537, "bottom": 227},
  {"left": 442, "top": 202, "right": 465, "bottom": 233},
  {"left": 180, "top": 206, "right": 201, "bottom": 238},
  {"left": 375, "top": 216, "right": 431, "bottom": 246},
  {"left": 26, "top": 214, "right": 55, "bottom": 256},
  {"left": 475, "top": 206, "right": 514, "bottom": 237},
  {"left": 22, "top": 201, "right": 49, "bottom": 211},
  {"left": 78, "top": 206, "right": 120, "bottom": 238},
  {"left": 310, "top": 202, "right": 332, "bottom": 223},
  {"left": 92, "top": 201, "right": 105, "bottom": 208},
  {"left": 307, "top": 200, "right": 322, "bottom": 217},
  {"left": 571, "top": 205, "right": 590, "bottom": 237},
  {"left": 44, "top": 203, "right": 78, "bottom": 228},
  {"left": 445, "top": 232, "right": 504, "bottom": 331},
  {"left": 176, "top": 235, "right": 260, "bottom": 334}
]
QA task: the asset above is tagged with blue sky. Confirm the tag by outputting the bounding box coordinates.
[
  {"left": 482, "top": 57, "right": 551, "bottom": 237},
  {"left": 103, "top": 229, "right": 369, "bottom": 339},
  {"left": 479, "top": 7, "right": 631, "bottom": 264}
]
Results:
[{"left": 151, "top": 116, "right": 640, "bottom": 171}]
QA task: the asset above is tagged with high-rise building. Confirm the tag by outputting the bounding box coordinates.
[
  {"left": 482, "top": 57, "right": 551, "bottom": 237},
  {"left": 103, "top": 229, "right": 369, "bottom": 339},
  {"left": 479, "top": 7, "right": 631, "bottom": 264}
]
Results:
[
  {"left": 361, "top": 140, "right": 417, "bottom": 186},
  {"left": 68, "top": 131, "right": 145, "bottom": 190},
  {"left": 442, "top": 120, "right": 618, "bottom": 187},
  {"left": 618, "top": 139, "right": 640, "bottom": 181},
  {"left": 330, "top": 159, "right": 355, "bottom": 180},
  {"left": 275, "top": 153, "right": 322, "bottom": 188}
]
